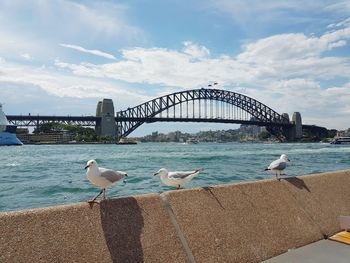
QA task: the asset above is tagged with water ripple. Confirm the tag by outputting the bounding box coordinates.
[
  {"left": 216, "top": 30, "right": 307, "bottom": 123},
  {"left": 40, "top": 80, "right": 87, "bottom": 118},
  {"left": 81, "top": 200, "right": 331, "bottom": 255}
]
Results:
[{"left": 0, "top": 142, "right": 349, "bottom": 212}]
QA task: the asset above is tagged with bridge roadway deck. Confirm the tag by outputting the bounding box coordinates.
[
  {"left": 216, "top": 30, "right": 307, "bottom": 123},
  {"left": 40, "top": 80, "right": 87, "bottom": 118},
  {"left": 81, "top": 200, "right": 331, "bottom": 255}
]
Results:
[
  {"left": 7, "top": 115, "right": 292, "bottom": 127},
  {"left": 6, "top": 115, "right": 100, "bottom": 126}
]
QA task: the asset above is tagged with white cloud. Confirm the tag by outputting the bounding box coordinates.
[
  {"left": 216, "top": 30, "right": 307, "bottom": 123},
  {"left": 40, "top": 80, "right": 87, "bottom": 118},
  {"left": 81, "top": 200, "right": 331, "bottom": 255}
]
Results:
[
  {"left": 20, "top": 53, "right": 32, "bottom": 60},
  {"left": 0, "top": 60, "right": 151, "bottom": 114},
  {"left": 53, "top": 25, "right": 350, "bottom": 129},
  {"left": 237, "top": 28, "right": 350, "bottom": 62},
  {"left": 0, "top": 0, "right": 144, "bottom": 49},
  {"left": 324, "top": 2, "right": 350, "bottom": 15},
  {"left": 207, "top": 0, "right": 350, "bottom": 32},
  {"left": 60, "top": 44, "right": 116, "bottom": 60},
  {"left": 244, "top": 79, "right": 350, "bottom": 129},
  {"left": 1, "top": 0, "right": 349, "bottom": 131},
  {"left": 55, "top": 26, "right": 350, "bottom": 88},
  {"left": 183, "top": 41, "right": 210, "bottom": 59},
  {"left": 327, "top": 17, "right": 350, "bottom": 29}
]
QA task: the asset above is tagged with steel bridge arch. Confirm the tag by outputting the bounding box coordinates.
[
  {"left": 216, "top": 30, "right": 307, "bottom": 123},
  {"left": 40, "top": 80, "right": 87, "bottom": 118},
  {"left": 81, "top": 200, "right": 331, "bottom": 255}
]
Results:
[{"left": 116, "top": 88, "right": 290, "bottom": 138}]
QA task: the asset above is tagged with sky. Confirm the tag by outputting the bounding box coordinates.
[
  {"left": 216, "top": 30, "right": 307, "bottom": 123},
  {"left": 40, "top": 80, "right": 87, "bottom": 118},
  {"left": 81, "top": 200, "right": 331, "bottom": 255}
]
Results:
[{"left": 0, "top": 0, "right": 349, "bottom": 136}]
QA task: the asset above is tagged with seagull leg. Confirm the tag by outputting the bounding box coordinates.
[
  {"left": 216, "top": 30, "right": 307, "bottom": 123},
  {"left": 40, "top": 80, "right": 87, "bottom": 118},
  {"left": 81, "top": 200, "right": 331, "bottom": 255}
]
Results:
[
  {"left": 276, "top": 172, "right": 281, "bottom": 181},
  {"left": 103, "top": 188, "right": 106, "bottom": 199},
  {"left": 88, "top": 189, "right": 104, "bottom": 204}
]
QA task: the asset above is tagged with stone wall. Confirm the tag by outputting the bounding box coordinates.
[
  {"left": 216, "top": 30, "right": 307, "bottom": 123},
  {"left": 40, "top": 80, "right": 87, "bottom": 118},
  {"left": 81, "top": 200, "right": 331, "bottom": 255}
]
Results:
[{"left": 1, "top": 170, "right": 350, "bottom": 263}]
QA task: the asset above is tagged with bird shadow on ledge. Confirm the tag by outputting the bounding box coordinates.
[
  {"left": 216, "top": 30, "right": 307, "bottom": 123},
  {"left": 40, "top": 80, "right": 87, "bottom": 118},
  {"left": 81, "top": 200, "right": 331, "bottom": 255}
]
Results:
[
  {"left": 99, "top": 197, "right": 144, "bottom": 263},
  {"left": 282, "top": 177, "right": 311, "bottom": 192},
  {"left": 203, "top": 186, "right": 225, "bottom": 210}
]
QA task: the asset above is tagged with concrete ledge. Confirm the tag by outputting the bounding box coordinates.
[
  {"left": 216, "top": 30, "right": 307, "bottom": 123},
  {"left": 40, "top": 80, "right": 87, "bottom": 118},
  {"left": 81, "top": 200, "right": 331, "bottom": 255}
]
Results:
[
  {"left": 1, "top": 170, "right": 350, "bottom": 263},
  {"left": 280, "top": 170, "right": 350, "bottom": 236},
  {"left": 0, "top": 202, "right": 110, "bottom": 263},
  {"left": 163, "top": 180, "right": 325, "bottom": 263},
  {"left": 0, "top": 194, "right": 188, "bottom": 263}
]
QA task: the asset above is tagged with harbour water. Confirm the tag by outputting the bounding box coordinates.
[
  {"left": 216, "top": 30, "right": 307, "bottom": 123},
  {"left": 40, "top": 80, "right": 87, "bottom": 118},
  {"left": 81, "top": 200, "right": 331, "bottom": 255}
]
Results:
[{"left": 1, "top": 142, "right": 349, "bottom": 212}]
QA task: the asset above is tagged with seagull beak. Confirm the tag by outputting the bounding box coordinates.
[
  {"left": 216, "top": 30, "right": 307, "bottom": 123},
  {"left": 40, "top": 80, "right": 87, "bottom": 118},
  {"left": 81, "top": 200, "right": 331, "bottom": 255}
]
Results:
[
  {"left": 154, "top": 172, "right": 158, "bottom": 176},
  {"left": 288, "top": 159, "right": 291, "bottom": 162},
  {"left": 84, "top": 164, "right": 89, "bottom": 169},
  {"left": 125, "top": 173, "right": 128, "bottom": 177}
]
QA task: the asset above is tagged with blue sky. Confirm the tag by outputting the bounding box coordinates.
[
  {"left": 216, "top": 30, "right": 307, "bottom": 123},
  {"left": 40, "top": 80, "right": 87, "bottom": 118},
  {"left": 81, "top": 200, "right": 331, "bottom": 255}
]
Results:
[{"left": 0, "top": 0, "right": 349, "bottom": 135}]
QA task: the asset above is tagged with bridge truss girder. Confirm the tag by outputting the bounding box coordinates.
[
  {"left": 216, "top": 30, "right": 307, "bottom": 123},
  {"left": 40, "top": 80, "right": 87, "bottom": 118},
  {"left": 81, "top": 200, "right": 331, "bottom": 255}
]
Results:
[
  {"left": 7, "top": 115, "right": 99, "bottom": 128},
  {"left": 116, "top": 88, "right": 290, "bottom": 138}
]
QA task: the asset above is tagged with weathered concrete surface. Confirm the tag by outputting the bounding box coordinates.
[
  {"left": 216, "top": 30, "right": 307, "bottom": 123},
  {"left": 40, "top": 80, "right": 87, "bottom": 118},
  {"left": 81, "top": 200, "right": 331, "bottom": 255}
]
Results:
[
  {"left": 279, "top": 170, "right": 350, "bottom": 237},
  {"left": 162, "top": 180, "right": 325, "bottom": 263},
  {"left": 0, "top": 194, "right": 188, "bottom": 263},
  {"left": 99, "top": 194, "right": 188, "bottom": 263},
  {"left": 0, "top": 202, "right": 110, "bottom": 263}
]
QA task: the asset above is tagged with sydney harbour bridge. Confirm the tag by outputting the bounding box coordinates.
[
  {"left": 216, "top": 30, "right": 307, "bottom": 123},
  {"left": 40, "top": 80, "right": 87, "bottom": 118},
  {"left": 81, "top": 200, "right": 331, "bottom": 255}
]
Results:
[{"left": 7, "top": 88, "right": 326, "bottom": 141}]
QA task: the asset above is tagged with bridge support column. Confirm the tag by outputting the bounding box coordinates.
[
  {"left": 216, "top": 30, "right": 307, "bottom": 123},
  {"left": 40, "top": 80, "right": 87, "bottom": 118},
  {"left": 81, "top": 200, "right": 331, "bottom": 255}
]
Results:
[
  {"left": 95, "top": 99, "right": 116, "bottom": 139},
  {"left": 292, "top": 112, "right": 302, "bottom": 139},
  {"left": 282, "top": 112, "right": 302, "bottom": 141}
]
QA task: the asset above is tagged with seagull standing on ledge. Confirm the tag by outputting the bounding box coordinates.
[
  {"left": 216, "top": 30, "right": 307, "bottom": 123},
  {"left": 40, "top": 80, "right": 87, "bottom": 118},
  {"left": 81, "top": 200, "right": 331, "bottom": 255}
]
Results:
[
  {"left": 154, "top": 168, "right": 203, "bottom": 189},
  {"left": 85, "top": 160, "right": 127, "bottom": 203},
  {"left": 265, "top": 154, "right": 290, "bottom": 179}
]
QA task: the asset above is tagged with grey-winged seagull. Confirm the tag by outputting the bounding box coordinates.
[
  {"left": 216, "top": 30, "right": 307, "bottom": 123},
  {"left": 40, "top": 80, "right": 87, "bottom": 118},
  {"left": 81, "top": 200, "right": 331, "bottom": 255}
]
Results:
[
  {"left": 85, "top": 159, "right": 127, "bottom": 203},
  {"left": 154, "top": 168, "right": 203, "bottom": 189},
  {"left": 265, "top": 154, "right": 290, "bottom": 179}
]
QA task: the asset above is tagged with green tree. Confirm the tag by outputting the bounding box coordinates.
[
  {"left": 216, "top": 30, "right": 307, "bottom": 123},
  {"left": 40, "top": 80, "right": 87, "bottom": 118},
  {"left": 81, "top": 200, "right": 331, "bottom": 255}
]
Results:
[
  {"left": 258, "top": 131, "right": 271, "bottom": 141},
  {"left": 327, "top": 129, "right": 337, "bottom": 138}
]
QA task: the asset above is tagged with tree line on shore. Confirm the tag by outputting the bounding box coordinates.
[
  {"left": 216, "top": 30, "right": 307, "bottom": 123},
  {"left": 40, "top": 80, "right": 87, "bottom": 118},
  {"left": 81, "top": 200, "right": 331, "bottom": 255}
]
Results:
[{"left": 33, "top": 122, "right": 342, "bottom": 143}]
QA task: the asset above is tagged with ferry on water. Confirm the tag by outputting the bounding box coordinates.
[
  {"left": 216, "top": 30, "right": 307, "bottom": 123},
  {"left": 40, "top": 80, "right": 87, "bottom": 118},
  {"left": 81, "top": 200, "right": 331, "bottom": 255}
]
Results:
[
  {"left": 117, "top": 137, "right": 138, "bottom": 145},
  {"left": 0, "top": 104, "right": 23, "bottom": 146},
  {"left": 330, "top": 137, "right": 350, "bottom": 145}
]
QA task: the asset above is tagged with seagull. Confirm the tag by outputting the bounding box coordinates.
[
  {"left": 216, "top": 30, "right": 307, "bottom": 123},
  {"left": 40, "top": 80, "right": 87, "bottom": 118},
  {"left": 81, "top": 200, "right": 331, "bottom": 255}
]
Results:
[
  {"left": 154, "top": 168, "right": 203, "bottom": 189},
  {"left": 85, "top": 159, "right": 127, "bottom": 203},
  {"left": 264, "top": 154, "right": 290, "bottom": 179}
]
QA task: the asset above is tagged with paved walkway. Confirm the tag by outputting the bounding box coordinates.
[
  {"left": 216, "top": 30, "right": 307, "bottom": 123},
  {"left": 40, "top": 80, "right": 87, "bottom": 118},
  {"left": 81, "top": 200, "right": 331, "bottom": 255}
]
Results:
[{"left": 263, "top": 239, "right": 350, "bottom": 263}]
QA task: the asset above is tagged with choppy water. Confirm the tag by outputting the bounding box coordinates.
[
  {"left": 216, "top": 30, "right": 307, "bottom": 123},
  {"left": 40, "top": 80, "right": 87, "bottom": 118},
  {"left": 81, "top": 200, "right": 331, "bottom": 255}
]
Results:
[{"left": 1, "top": 142, "right": 349, "bottom": 212}]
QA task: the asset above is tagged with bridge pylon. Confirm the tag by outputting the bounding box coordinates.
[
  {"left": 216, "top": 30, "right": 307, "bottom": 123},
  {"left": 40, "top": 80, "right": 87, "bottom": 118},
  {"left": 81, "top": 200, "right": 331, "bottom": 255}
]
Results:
[
  {"left": 95, "top": 99, "right": 117, "bottom": 139},
  {"left": 267, "top": 112, "right": 303, "bottom": 141}
]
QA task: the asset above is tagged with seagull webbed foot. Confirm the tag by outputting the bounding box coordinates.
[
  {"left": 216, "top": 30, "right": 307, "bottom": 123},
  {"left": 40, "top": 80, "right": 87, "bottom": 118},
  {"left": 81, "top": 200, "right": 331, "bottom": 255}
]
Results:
[
  {"left": 87, "top": 199, "right": 101, "bottom": 208},
  {"left": 88, "top": 199, "right": 100, "bottom": 204}
]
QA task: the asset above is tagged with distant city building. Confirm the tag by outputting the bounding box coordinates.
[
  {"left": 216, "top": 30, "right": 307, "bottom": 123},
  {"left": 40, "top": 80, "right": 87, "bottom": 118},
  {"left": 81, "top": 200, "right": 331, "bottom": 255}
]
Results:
[{"left": 238, "top": 117, "right": 266, "bottom": 137}]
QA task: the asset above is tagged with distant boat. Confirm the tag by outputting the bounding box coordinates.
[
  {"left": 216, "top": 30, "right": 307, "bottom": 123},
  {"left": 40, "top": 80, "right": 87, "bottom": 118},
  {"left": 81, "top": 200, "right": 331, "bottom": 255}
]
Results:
[
  {"left": 0, "top": 104, "right": 23, "bottom": 146},
  {"left": 187, "top": 138, "right": 199, "bottom": 144},
  {"left": 330, "top": 137, "right": 350, "bottom": 145},
  {"left": 117, "top": 137, "right": 138, "bottom": 145}
]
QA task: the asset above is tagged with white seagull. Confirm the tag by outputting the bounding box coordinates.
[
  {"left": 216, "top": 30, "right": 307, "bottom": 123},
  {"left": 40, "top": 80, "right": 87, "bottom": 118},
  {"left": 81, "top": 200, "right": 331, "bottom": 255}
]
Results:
[
  {"left": 154, "top": 168, "right": 203, "bottom": 189},
  {"left": 265, "top": 154, "right": 290, "bottom": 179},
  {"left": 85, "top": 159, "right": 127, "bottom": 203}
]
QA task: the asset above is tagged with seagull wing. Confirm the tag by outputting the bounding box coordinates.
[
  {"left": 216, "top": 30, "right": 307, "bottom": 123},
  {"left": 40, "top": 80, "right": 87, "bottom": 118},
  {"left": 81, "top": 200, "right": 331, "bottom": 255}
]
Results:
[
  {"left": 99, "top": 168, "right": 126, "bottom": 183},
  {"left": 169, "top": 169, "right": 201, "bottom": 179},
  {"left": 268, "top": 159, "right": 287, "bottom": 170}
]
